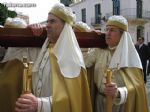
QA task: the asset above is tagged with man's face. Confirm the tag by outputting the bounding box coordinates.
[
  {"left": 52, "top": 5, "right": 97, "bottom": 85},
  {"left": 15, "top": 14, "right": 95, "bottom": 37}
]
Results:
[
  {"left": 138, "top": 38, "right": 144, "bottom": 44},
  {"left": 105, "top": 25, "right": 123, "bottom": 47},
  {"left": 46, "top": 14, "right": 65, "bottom": 43}
]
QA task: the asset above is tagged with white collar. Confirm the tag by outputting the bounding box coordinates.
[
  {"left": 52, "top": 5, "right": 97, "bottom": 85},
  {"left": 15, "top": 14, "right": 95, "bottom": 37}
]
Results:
[
  {"left": 53, "top": 23, "right": 85, "bottom": 78},
  {"left": 109, "top": 32, "right": 142, "bottom": 69}
]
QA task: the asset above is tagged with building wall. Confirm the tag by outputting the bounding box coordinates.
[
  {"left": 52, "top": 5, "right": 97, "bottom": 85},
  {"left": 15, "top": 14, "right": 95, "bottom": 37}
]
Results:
[
  {"left": 145, "top": 23, "right": 150, "bottom": 43},
  {"left": 143, "top": 0, "right": 150, "bottom": 11},
  {"left": 70, "top": 0, "right": 102, "bottom": 28},
  {"left": 143, "top": 0, "right": 150, "bottom": 43},
  {"left": 70, "top": 0, "right": 150, "bottom": 43},
  {"left": 121, "top": 0, "right": 136, "bottom": 9},
  {"left": 101, "top": 0, "right": 112, "bottom": 17}
]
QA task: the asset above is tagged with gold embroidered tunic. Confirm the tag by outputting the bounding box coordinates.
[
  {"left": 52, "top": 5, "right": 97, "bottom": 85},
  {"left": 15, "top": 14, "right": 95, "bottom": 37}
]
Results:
[{"left": 84, "top": 48, "right": 148, "bottom": 112}]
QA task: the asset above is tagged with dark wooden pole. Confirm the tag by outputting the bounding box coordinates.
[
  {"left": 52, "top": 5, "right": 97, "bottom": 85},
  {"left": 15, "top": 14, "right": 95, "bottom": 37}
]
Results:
[{"left": 0, "top": 28, "right": 107, "bottom": 48}]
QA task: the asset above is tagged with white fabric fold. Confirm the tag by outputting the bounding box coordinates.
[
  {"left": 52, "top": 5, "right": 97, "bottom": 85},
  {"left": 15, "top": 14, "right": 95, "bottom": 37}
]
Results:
[
  {"left": 109, "top": 32, "right": 142, "bottom": 69},
  {"left": 114, "top": 87, "right": 128, "bottom": 105},
  {"left": 53, "top": 23, "right": 85, "bottom": 78},
  {"left": 33, "top": 23, "right": 85, "bottom": 78},
  {"left": 33, "top": 38, "right": 49, "bottom": 72},
  {"left": 37, "top": 97, "right": 51, "bottom": 112}
]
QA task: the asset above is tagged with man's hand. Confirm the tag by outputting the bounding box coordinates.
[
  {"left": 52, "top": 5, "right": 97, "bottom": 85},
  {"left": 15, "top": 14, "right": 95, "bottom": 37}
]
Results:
[
  {"left": 15, "top": 93, "right": 38, "bottom": 112},
  {"left": 28, "top": 24, "right": 45, "bottom": 36},
  {"left": 91, "top": 29, "right": 102, "bottom": 35},
  {"left": 104, "top": 83, "right": 119, "bottom": 98}
]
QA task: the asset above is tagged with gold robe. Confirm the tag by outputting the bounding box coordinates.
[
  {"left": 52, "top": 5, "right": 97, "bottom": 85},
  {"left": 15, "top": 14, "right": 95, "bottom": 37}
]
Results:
[
  {"left": 0, "top": 59, "right": 24, "bottom": 112},
  {"left": 85, "top": 48, "right": 149, "bottom": 112},
  {"left": 49, "top": 47, "right": 92, "bottom": 112},
  {"left": 121, "top": 68, "right": 148, "bottom": 112}
]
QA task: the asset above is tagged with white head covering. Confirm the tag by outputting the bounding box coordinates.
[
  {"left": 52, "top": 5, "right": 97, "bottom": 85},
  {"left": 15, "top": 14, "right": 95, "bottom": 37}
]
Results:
[
  {"left": 4, "top": 17, "right": 27, "bottom": 28},
  {"left": 73, "top": 21, "right": 91, "bottom": 32},
  {"left": 33, "top": 3, "right": 85, "bottom": 78},
  {"left": 53, "top": 23, "right": 85, "bottom": 78},
  {"left": 0, "top": 25, "right": 3, "bottom": 28},
  {"left": 107, "top": 15, "right": 142, "bottom": 69},
  {"left": 51, "top": 3, "right": 85, "bottom": 78}
]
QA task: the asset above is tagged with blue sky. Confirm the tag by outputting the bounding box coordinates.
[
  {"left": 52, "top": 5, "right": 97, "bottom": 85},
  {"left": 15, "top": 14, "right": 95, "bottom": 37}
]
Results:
[{"left": 1, "top": 0, "right": 59, "bottom": 24}]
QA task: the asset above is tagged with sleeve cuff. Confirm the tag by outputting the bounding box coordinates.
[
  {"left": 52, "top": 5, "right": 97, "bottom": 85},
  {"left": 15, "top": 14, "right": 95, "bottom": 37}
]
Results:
[
  {"left": 114, "top": 87, "right": 128, "bottom": 105},
  {"left": 37, "top": 98, "right": 42, "bottom": 112},
  {"left": 37, "top": 97, "right": 51, "bottom": 112}
]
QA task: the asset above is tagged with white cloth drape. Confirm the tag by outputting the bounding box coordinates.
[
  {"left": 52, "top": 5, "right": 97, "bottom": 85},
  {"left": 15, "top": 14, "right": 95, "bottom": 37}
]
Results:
[
  {"left": 109, "top": 32, "right": 142, "bottom": 69},
  {"left": 53, "top": 23, "right": 85, "bottom": 78}
]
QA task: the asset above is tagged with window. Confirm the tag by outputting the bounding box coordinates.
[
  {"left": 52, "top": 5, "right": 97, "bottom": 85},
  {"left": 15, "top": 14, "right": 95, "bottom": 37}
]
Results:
[
  {"left": 60, "top": 0, "right": 71, "bottom": 6},
  {"left": 136, "top": 0, "right": 143, "bottom": 18},
  {"left": 95, "top": 4, "right": 101, "bottom": 24},
  {"left": 137, "top": 26, "right": 144, "bottom": 39},
  {"left": 112, "top": 0, "right": 120, "bottom": 15},
  {"left": 81, "top": 8, "right": 86, "bottom": 23}
]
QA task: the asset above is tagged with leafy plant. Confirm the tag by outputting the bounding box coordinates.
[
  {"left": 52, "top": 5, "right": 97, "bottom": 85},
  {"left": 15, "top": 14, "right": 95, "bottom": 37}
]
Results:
[{"left": 0, "top": 3, "right": 17, "bottom": 25}]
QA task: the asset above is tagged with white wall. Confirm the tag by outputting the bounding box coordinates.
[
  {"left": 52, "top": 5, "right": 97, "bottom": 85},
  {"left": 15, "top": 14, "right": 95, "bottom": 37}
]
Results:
[
  {"left": 143, "top": 0, "right": 150, "bottom": 11},
  {"left": 120, "top": 0, "right": 136, "bottom": 10},
  {"left": 70, "top": 0, "right": 150, "bottom": 43},
  {"left": 145, "top": 23, "right": 150, "bottom": 43},
  {"left": 128, "top": 26, "right": 137, "bottom": 44},
  {"left": 101, "top": 0, "right": 112, "bottom": 17},
  {"left": 71, "top": 0, "right": 102, "bottom": 26}
]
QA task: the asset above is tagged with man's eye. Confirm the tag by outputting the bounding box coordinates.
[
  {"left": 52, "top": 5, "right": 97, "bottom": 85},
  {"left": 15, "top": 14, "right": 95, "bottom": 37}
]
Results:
[
  {"left": 104, "top": 28, "right": 121, "bottom": 32},
  {"left": 47, "top": 20, "right": 55, "bottom": 23},
  {"left": 110, "top": 29, "right": 115, "bottom": 32}
]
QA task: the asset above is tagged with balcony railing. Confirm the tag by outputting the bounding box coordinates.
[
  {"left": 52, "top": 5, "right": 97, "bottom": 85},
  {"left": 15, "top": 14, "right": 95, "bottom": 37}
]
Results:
[{"left": 105, "top": 8, "right": 150, "bottom": 20}]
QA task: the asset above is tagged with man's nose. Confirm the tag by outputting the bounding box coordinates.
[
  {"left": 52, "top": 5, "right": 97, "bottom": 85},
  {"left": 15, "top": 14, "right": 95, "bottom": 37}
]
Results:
[{"left": 46, "top": 23, "right": 51, "bottom": 29}]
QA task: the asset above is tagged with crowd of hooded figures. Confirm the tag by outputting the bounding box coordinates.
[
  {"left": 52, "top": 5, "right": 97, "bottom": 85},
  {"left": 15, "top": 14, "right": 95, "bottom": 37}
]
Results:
[{"left": 0, "top": 2, "right": 149, "bottom": 112}]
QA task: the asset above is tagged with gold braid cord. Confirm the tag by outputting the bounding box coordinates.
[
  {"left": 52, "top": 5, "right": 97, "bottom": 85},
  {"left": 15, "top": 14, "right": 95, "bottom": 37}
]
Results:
[{"left": 22, "top": 57, "right": 33, "bottom": 94}]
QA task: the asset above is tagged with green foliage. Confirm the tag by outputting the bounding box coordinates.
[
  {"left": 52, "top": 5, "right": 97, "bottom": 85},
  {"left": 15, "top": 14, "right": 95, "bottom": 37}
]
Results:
[
  {"left": 0, "top": 3, "right": 17, "bottom": 25},
  {"left": 0, "top": 3, "right": 8, "bottom": 25},
  {"left": 8, "top": 10, "right": 17, "bottom": 18}
]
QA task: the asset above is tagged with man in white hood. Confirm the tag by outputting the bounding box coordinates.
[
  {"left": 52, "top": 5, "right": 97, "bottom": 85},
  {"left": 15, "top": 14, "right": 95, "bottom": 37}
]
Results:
[
  {"left": 84, "top": 15, "right": 149, "bottom": 112},
  {"left": 15, "top": 3, "right": 92, "bottom": 112},
  {"left": 3, "top": 17, "right": 41, "bottom": 62}
]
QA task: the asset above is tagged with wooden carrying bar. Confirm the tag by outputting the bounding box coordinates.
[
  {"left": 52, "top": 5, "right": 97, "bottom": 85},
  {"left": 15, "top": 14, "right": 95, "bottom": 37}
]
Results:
[{"left": 0, "top": 28, "right": 107, "bottom": 48}]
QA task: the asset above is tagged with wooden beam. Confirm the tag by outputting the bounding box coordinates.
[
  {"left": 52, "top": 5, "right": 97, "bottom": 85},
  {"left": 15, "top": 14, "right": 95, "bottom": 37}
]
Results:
[{"left": 0, "top": 28, "right": 107, "bottom": 48}]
